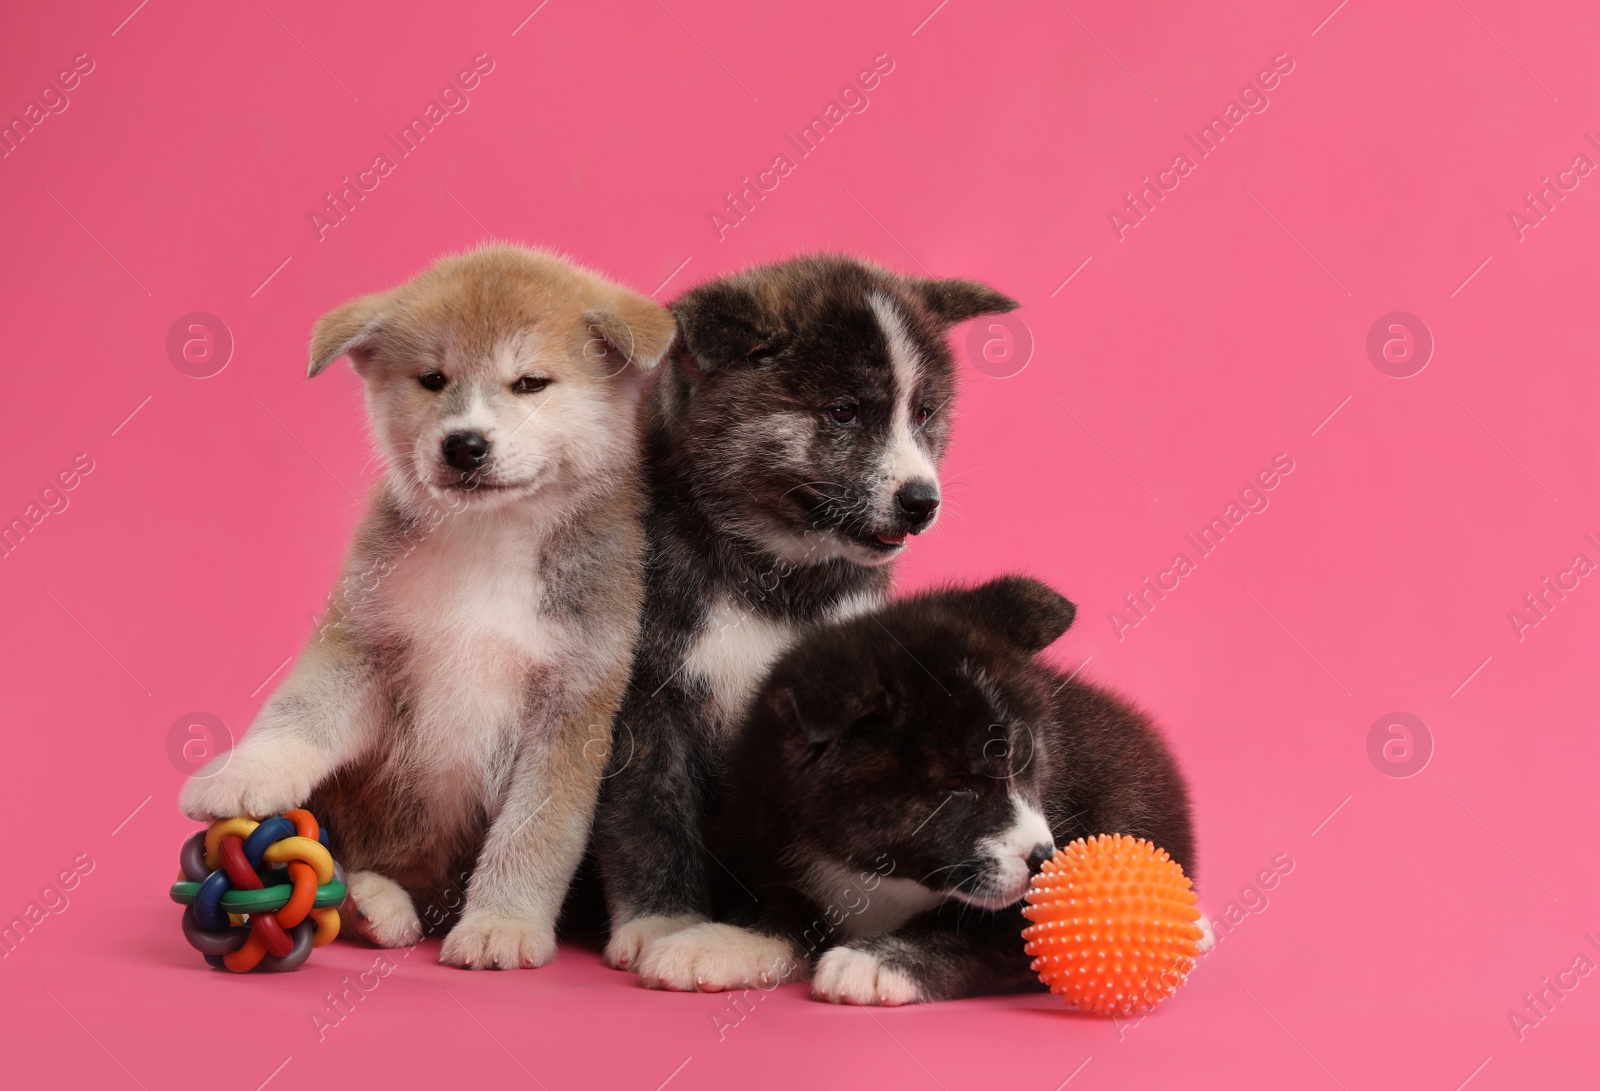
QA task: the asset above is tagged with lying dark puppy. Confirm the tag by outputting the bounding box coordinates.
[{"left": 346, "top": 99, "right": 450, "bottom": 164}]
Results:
[{"left": 702, "top": 576, "right": 1203, "bottom": 1004}]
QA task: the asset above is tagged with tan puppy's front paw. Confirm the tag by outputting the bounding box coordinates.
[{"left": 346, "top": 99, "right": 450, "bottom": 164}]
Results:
[
  {"left": 345, "top": 871, "right": 423, "bottom": 948},
  {"left": 636, "top": 922, "right": 802, "bottom": 992},
  {"left": 440, "top": 913, "right": 557, "bottom": 970},
  {"left": 604, "top": 913, "right": 705, "bottom": 971},
  {"left": 178, "top": 740, "right": 321, "bottom": 821},
  {"left": 811, "top": 945, "right": 925, "bottom": 1006}
]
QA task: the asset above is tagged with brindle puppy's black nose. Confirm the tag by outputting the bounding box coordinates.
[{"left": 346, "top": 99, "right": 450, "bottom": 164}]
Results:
[
  {"left": 1027, "top": 843, "right": 1056, "bottom": 875},
  {"left": 443, "top": 431, "right": 490, "bottom": 472},
  {"left": 895, "top": 481, "right": 940, "bottom": 525}
]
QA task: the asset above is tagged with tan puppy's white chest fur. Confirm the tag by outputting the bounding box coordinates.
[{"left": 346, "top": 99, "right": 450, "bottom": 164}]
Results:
[{"left": 367, "top": 511, "right": 567, "bottom": 791}]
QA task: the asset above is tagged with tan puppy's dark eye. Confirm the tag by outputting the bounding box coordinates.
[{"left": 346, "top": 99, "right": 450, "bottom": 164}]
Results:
[
  {"left": 511, "top": 376, "right": 550, "bottom": 395},
  {"left": 418, "top": 372, "right": 447, "bottom": 392}
]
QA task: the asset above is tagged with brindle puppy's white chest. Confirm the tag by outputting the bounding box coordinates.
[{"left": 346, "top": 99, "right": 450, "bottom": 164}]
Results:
[
  {"left": 682, "top": 590, "right": 887, "bottom": 732},
  {"left": 683, "top": 597, "right": 798, "bottom": 732}
]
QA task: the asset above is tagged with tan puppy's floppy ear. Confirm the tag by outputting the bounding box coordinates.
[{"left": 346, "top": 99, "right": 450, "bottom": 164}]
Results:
[
  {"left": 908, "top": 277, "right": 1019, "bottom": 327},
  {"left": 584, "top": 290, "right": 677, "bottom": 374},
  {"left": 308, "top": 292, "right": 389, "bottom": 378}
]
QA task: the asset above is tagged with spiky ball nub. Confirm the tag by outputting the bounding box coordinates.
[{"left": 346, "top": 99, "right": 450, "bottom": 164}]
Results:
[{"left": 1021, "top": 834, "right": 1201, "bottom": 1016}]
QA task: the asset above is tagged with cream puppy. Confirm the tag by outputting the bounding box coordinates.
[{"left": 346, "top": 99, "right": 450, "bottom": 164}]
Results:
[{"left": 180, "top": 245, "right": 673, "bottom": 969}]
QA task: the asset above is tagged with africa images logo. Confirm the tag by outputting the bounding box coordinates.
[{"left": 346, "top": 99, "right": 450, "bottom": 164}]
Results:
[
  {"left": 307, "top": 54, "right": 496, "bottom": 242},
  {"left": 707, "top": 53, "right": 896, "bottom": 241},
  {"left": 1106, "top": 53, "right": 1296, "bottom": 241}
]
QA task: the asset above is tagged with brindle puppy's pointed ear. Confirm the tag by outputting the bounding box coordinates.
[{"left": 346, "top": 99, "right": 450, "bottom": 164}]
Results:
[
  {"left": 308, "top": 291, "right": 391, "bottom": 378},
  {"left": 907, "top": 277, "right": 1019, "bottom": 327},
  {"left": 668, "top": 281, "right": 773, "bottom": 376},
  {"left": 584, "top": 288, "right": 677, "bottom": 374},
  {"left": 927, "top": 576, "right": 1076, "bottom": 654}
]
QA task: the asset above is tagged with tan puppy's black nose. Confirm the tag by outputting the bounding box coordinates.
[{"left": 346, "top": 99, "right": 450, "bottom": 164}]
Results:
[{"left": 443, "top": 431, "right": 490, "bottom": 471}]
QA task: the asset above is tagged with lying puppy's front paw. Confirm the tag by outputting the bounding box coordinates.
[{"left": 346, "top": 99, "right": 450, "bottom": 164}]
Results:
[
  {"left": 636, "top": 922, "right": 802, "bottom": 992},
  {"left": 604, "top": 913, "right": 705, "bottom": 971},
  {"left": 345, "top": 871, "right": 423, "bottom": 948},
  {"left": 439, "top": 913, "right": 557, "bottom": 970},
  {"left": 178, "top": 742, "right": 319, "bottom": 821},
  {"left": 811, "top": 945, "right": 926, "bottom": 1006}
]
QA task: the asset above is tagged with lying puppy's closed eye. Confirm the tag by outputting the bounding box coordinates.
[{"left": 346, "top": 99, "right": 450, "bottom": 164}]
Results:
[{"left": 180, "top": 245, "right": 673, "bottom": 970}]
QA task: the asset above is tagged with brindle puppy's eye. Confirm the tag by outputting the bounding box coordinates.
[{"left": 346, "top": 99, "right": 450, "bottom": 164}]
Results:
[
  {"left": 915, "top": 405, "right": 934, "bottom": 426},
  {"left": 511, "top": 375, "right": 550, "bottom": 395},
  {"left": 418, "top": 371, "right": 447, "bottom": 392},
  {"left": 942, "top": 774, "right": 969, "bottom": 792},
  {"left": 827, "top": 403, "right": 859, "bottom": 426}
]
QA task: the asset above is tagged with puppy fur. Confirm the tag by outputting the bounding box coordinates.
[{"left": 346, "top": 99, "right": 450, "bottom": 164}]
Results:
[
  {"left": 589, "top": 254, "right": 1018, "bottom": 983},
  {"left": 179, "top": 245, "right": 674, "bottom": 969},
  {"left": 694, "top": 576, "right": 1197, "bottom": 1004}
]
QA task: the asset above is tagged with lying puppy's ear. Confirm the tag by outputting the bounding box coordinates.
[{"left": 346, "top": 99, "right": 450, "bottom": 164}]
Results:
[
  {"left": 768, "top": 686, "right": 826, "bottom": 745},
  {"left": 768, "top": 681, "right": 884, "bottom": 748},
  {"left": 668, "top": 283, "right": 771, "bottom": 376},
  {"left": 946, "top": 576, "right": 1076, "bottom": 653},
  {"left": 308, "top": 292, "right": 390, "bottom": 378},
  {"left": 584, "top": 289, "right": 677, "bottom": 374},
  {"left": 908, "top": 277, "right": 1019, "bottom": 327}
]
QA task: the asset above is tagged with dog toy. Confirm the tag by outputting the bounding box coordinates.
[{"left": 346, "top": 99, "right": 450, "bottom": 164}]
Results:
[
  {"left": 1021, "top": 833, "right": 1202, "bottom": 1016},
  {"left": 169, "top": 808, "right": 346, "bottom": 972}
]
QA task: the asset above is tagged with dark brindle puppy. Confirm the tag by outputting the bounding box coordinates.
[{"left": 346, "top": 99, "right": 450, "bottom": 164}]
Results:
[
  {"left": 709, "top": 576, "right": 1203, "bottom": 1003},
  {"left": 592, "top": 255, "right": 1017, "bottom": 988}
]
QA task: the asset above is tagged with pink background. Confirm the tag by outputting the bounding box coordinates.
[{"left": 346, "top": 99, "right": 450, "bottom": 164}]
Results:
[{"left": 3, "top": 0, "right": 1597, "bottom": 1087}]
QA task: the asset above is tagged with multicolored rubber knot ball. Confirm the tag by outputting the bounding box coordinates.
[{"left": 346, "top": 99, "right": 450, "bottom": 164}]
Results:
[
  {"left": 169, "top": 808, "right": 346, "bottom": 972},
  {"left": 1021, "top": 833, "right": 1203, "bottom": 1016}
]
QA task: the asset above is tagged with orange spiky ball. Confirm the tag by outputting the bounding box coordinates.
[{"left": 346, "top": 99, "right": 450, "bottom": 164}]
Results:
[{"left": 1021, "top": 834, "right": 1202, "bottom": 1016}]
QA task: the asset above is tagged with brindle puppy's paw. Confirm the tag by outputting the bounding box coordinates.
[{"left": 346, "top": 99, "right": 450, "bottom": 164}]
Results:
[
  {"left": 604, "top": 913, "right": 705, "bottom": 971},
  {"left": 636, "top": 922, "right": 803, "bottom": 992}
]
